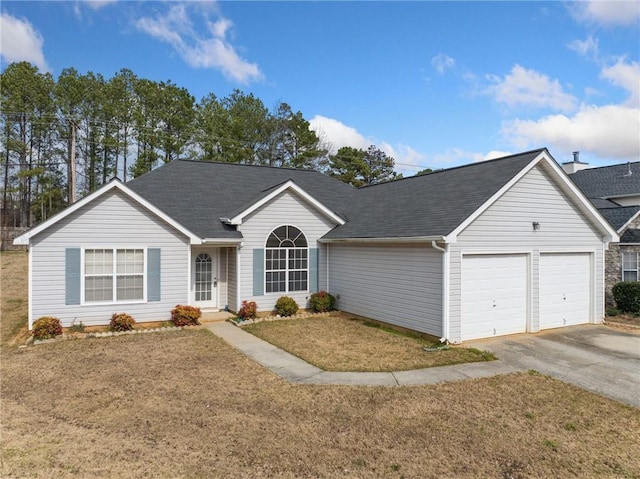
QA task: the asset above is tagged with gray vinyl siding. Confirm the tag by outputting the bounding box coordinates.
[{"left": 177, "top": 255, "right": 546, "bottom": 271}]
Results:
[
  {"left": 237, "top": 190, "right": 337, "bottom": 311},
  {"left": 449, "top": 164, "right": 605, "bottom": 342},
  {"left": 30, "top": 189, "right": 189, "bottom": 327},
  {"left": 328, "top": 243, "right": 443, "bottom": 337},
  {"left": 227, "top": 246, "right": 238, "bottom": 312}
]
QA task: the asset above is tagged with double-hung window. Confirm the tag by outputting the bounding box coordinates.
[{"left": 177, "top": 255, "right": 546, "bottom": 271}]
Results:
[
  {"left": 622, "top": 252, "right": 639, "bottom": 281},
  {"left": 84, "top": 248, "right": 144, "bottom": 302},
  {"left": 265, "top": 226, "right": 308, "bottom": 293}
]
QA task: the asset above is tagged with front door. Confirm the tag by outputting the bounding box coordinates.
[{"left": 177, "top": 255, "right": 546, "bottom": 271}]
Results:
[{"left": 193, "top": 251, "right": 217, "bottom": 309}]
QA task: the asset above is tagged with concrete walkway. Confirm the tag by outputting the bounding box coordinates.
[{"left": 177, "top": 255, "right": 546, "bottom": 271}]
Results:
[{"left": 205, "top": 321, "right": 521, "bottom": 386}]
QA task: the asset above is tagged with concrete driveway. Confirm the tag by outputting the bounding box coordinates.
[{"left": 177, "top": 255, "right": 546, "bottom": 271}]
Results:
[{"left": 468, "top": 325, "right": 640, "bottom": 408}]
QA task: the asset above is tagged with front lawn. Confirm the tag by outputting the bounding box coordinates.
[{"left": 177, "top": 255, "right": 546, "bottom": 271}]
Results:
[{"left": 242, "top": 314, "right": 495, "bottom": 371}]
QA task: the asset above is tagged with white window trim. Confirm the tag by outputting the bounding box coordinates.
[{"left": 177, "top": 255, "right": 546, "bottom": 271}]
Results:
[
  {"left": 621, "top": 252, "right": 639, "bottom": 282},
  {"left": 81, "top": 247, "right": 148, "bottom": 305},
  {"left": 264, "top": 225, "right": 309, "bottom": 294}
]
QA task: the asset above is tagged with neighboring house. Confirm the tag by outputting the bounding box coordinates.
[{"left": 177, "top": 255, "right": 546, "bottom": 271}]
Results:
[
  {"left": 566, "top": 160, "right": 640, "bottom": 306},
  {"left": 15, "top": 148, "right": 618, "bottom": 343}
]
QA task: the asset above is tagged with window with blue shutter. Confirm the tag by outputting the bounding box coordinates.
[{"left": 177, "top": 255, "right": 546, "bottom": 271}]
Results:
[
  {"left": 253, "top": 248, "right": 264, "bottom": 296},
  {"left": 65, "top": 248, "right": 81, "bottom": 305},
  {"left": 309, "top": 248, "right": 318, "bottom": 293},
  {"left": 147, "top": 248, "right": 161, "bottom": 301}
]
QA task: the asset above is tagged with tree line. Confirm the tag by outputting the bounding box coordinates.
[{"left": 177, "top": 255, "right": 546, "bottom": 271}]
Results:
[{"left": 1, "top": 61, "right": 400, "bottom": 228}]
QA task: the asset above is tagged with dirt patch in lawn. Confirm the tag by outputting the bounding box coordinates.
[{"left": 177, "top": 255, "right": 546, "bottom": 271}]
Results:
[
  {"left": 2, "top": 252, "right": 640, "bottom": 478},
  {"left": 242, "top": 314, "right": 495, "bottom": 372}
]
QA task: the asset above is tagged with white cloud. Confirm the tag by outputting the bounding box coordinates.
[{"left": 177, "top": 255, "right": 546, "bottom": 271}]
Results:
[
  {"left": 569, "top": 0, "right": 640, "bottom": 26},
  {"left": 308, "top": 115, "right": 434, "bottom": 176},
  {"left": 502, "top": 104, "right": 640, "bottom": 160},
  {"left": 431, "top": 53, "right": 455, "bottom": 74},
  {"left": 483, "top": 150, "right": 513, "bottom": 161},
  {"left": 568, "top": 35, "right": 599, "bottom": 58},
  {"left": 308, "top": 115, "right": 371, "bottom": 153},
  {"left": 0, "top": 13, "right": 49, "bottom": 72},
  {"left": 136, "top": 4, "right": 263, "bottom": 84},
  {"left": 486, "top": 64, "right": 577, "bottom": 112},
  {"left": 601, "top": 58, "right": 640, "bottom": 107}
]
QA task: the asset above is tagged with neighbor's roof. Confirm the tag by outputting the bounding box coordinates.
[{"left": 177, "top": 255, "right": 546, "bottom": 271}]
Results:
[
  {"left": 126, "top": 160, "right": 355, "bottom": 239},
  {"left": 597, "top": 205, "right": 640, "bottom": 232},
  {"left": 570, "top": 162, "right": 640, "bottom": 200},
  {"left": 323, "top": 149, "right": 546, "bottom": 240}
]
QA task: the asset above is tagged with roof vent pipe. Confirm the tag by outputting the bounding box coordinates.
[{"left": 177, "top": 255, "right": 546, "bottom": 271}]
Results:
[{"left": 573, "top": 151, "right": 580, "bottom": 163}]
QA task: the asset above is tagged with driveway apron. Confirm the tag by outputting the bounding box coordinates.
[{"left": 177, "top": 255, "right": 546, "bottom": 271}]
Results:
[{"left": 469, "top": 325, "right": 640, "bottom": 408}]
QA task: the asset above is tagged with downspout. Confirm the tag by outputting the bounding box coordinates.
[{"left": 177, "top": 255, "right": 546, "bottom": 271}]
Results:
[{"left": 431, "top": 240, "right": 449, "bottom": 343}]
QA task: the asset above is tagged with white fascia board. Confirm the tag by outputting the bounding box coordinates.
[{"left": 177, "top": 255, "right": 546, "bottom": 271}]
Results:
[
  {"left": 13, "top": 180, "right": 202, "bottom": 246},
  {"left": 202, "top": 238, "right": 243, "bottom": 245},
  {"left": 446, "top": 151, "right": 619, "bottom": 243},
  {"left": 319, "top": 235, "right": 447, "bottom": 244},
  {"left": 227, "top": 180, "right": 346, "bottom": 226}
]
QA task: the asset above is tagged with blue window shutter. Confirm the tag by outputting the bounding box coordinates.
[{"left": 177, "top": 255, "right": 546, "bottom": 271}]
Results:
[
  {"left": 309, "top": 248, "right": 318, "bottom": 293},
  {"left": 65, "top": 248, "right": 81, "bottom": 305},
  {"left": 147, "top": 248, "right": 161, "bottom": 302},
  {"left": 253, "top": 248, "right": 264, "bottom": 296}
]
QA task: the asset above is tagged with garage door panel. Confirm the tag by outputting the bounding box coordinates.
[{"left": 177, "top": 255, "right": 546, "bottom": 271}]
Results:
[
  {"left": 461, "top": 254, "right": 528, "bottom": 341},
  {"left": 540, "top": 253, "right": 590, "bottom": 330}
]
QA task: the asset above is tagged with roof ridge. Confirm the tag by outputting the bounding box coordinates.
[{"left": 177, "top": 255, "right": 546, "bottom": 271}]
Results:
[
  {"left": 570, "top": 161, "right": 640, "bottom": 174},
  {"left": 358, "top": 147, "right": 548, "bottom": 189},
  {"left": 175, "top": 158, "right": 321, "bottom": 174}
]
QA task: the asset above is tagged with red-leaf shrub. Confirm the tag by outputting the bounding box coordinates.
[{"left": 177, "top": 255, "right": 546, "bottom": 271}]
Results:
[
  {"left": 171, "top": 305, "right": 201, "bottom": 326},
  {"left": 32, "top": 316, "right": 63, "bottom": 340},
  {"left": 238, "top": 300, "right": 258, "bottom": 320},
  {"left": 110, "top": 313, "right": 136, "bottom": 332},
  {"left": 309, "top": 291, "right": 336, "bottom": 312}
]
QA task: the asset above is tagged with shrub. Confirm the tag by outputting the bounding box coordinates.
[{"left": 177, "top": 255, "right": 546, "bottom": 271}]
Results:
[
  {"left": 274, "top": 296, "right": 299, "bottom": 317},
  {"left": 171, "top": 305, "right": 201, "bottom": 327},
  {"left": 612, "top": 281, "right": 640, "bottom": 314},
  {"left": 605, "top": 307, "right": 620, "bottom": 317},
  {"left": 110, "top": 313, "right": 136, "bottom": 332},
  {"left": 238, "top": 300, "right": 258, "bottom": 320},
  {"left": 309, "top": 291, "right": 336, "bottom": 312},
  {"left": 32, "top": 316, "right": 63, "bottom": 340}
]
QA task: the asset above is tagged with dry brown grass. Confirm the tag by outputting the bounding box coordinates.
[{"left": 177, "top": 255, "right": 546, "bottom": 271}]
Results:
[
  {"left": 2, "top": 253, "right": 640, "bottom": 478},
  {"left": 0, "top": 251, "right": 30, "bottom": 347},
  {"left": 243, "top": 315, "right": 495, "bottom": 371}
]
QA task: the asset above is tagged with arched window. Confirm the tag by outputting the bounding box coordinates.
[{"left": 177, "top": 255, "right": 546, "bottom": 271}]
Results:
[{"left": 265, "top": 225, "right": 308, "bottom": 293}]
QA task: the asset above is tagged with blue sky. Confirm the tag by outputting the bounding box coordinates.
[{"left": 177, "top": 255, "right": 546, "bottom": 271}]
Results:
[{"left": 1, "top": 1, "right": 639, "bottom": 175}]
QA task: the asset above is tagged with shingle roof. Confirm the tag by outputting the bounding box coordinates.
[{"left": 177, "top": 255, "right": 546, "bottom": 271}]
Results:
[
  {"left": 596, "top": 206, "right": 640, "bottom": 231},
  {"left": 590, "top": 198, "right": 622, "bottom": 209},
  {"left": 620, "top": 229, "right": 640, "bottom": 244},
  {"left": 323, "top": 149, "right": 545, "bottom": 239},
  {"left": 127, "top": 160, "right": 355, "bottom": 239},
  {"left": 570, "top": 162, "right": 640, "bottom": 200}
]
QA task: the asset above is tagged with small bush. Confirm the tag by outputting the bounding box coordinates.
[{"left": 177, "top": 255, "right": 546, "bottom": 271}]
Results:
[
  {"left": 171, "top": 305, "right": 201, "bottom": 327},
  {"left": 309, "top": 291, "right": 336, "bottom": 312},
  {"left": 238, "top": 300, "right": 258, "bottom": 320},
  {"left": 606, "top": 307, "right": 620, "bottom": 317},
  {"left": 32, "top": 316, "right": 63, "bottom": 340},
  {"left": 110, "top": 313, "right": 136, "bottom": 332},
  {"left": 612, "top": 281, "right": 640, "bottom": 314},
  {"left": 274, "top": 296, "right": 299, "bottom": 317}
]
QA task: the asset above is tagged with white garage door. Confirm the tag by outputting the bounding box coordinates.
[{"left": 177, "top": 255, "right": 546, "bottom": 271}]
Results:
[
  {"left": 461, "top": 254, "right": 528, "bottom": 341},
  {"left": 539, "top": 253, "right": 590, "bottom": 330}
]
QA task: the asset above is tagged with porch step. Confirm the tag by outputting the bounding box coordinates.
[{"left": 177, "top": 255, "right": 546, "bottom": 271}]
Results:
[{"left": 200, "top": 311, "right": 236, "bottom": 322}]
